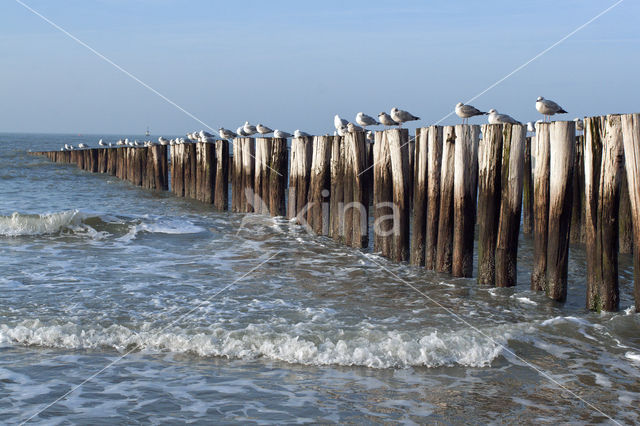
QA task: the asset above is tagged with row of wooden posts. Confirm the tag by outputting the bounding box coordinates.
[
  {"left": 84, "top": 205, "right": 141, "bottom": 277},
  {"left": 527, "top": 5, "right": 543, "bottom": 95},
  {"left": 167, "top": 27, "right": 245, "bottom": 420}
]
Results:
[{"left": 31, "top": 113, "right": 640, "bottom": 313}]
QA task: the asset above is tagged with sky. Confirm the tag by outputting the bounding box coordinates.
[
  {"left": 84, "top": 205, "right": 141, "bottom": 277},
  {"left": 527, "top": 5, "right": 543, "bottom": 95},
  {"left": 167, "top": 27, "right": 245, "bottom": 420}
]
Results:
[{"left": 1, "top": 0, "right": 639, "bottom": 136}]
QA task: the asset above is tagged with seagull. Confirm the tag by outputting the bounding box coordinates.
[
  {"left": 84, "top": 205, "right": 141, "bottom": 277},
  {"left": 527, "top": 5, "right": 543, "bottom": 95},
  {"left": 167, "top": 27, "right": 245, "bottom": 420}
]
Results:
[
  {"left": 256, "top": 124, "right": 273, "bottom": 136},
  {"left": 488, "top": 109, "right": 520, "bottom": 125},
  {"left": 243, "top": 121, "right": 257, "bottom": 136},
  {"left": 236, "top": 126, "right": 249, "bottom": 137},
  {"left": 158, "top": 137, "right": 169, "bottom": 145},
  {"left": 334, "top": 114, "right": 348, "bottom": 130},
  {"left": 536, "top": 96, "right": 567, "bottom": 122},
  {"left": 108, "top": 142, "right": 113, "bottom": 147},
  {"left": 134, "top": 140, "right": 140, "bottom": 146},
  {"left": 219, "top": 128, "right": 237, "bottom": 140},
  {"left": 527, "top": 122, "right": 535, "bottom": 133},
  {"left": 78, "top": 143, "right": 88, "bottom": 149},
  {"left": 455, "top": 102, "right": 487, "bottom": 124},
  {"left": 378, "top": 112, "right": 398, "bottom": 128},
  {"left": 366, "top": 131, "right": 374, "bottom": 142},
  {"left": 199, "top": 130, "right": 214, "bottom": 140},
  {"left": 294, "top": 129, "right": 311, "bottom": 138},
  {"left": 574, "top": 118, "right": 584, "bottom": 132},
  {"left": 98, "top": 139, "right": 106, "bottom": 146},
  {"left": 390, "top": 107, "right": 420, "bottom": 127},
  {"left": 355, "top": 112, "right": 380, "bottom": 128},
  {"left": 274, "top": 129, "right": 292, "bottom": 139},
  {"left": 347, "top": 122, "right": 363, "bottom": 133}
]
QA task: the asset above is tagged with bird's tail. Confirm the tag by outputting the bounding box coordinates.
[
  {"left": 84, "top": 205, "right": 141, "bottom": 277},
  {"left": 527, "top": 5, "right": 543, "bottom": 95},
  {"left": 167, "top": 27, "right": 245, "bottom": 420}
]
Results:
[
  {"left": 559, "top": 109, "right": 568, "bottom": 114},
  {"left": 482, "top": 111, "right": 489, "bottom": 115}
]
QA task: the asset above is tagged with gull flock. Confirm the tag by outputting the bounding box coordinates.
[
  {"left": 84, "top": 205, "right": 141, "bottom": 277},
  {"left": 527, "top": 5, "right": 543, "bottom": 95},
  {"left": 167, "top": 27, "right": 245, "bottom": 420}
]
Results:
[{"left": 60, "top": 97, "right": 573, "bottom": 151}]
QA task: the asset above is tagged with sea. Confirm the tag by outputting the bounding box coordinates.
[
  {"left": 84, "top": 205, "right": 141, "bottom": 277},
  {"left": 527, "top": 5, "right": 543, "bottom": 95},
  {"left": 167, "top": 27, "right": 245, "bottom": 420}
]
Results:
[{"left": 1, "top": 132, "right": 639, "bottom": 424}]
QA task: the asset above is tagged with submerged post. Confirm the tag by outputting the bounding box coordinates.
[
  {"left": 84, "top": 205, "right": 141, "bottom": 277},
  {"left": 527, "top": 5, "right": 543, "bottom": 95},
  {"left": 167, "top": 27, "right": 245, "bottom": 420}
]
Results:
[
  {"left": 621, "top": 113, "right": 640, "bottom": 311},
  {"left": 546, "top": 120, "right": 575, "bottom": 302},
  {"left": 532, "top": 122, "right": 551, "bottom": 291},
  {"left": 584, "top": 115, "right": 624, "bottom": 312},
  {"left": 435, "top": 126, "right": 456, "bottom": 273},
  {"left": 452, "top": 124, "right": 479, "bottom": 277}
]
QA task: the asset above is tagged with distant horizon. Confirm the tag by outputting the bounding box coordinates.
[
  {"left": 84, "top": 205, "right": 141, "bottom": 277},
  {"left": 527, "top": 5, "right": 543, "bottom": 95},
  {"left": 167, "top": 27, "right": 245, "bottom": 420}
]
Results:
[{"left": 2, "top": 1, "right": 638, "bottom": 135}]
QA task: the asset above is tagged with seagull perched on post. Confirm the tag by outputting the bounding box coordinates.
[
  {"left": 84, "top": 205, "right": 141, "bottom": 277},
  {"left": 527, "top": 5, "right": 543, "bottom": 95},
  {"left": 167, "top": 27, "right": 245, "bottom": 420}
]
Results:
[
  {"left": 236, "top": 126, "right": 249, "bottom": 137},
  {"left": 98, "top": 139, "right": 106, "bottom": 146},
  {"left": 390, "top": 107, "right": 420, "bottom": 127},
  {"left": 488, "top": 109, "right": 520, "bottom": 125},
  {"left": 218, "top": 128, "right": 237, "bottom": 140},
  {"left": 294, "top": 129, "right": 311, "bottom": 138},
  {"left": 536, "top": 96, "right": 567, "bottom": 122},
  {"left": 455, "top": 102, "right": 487, "bottom": 124},
  {"left": 334, "top": 114, "right": 348, "bottom": 130},
  {"left": 78, "top": 143, "right": 88, "bottom": 149},
  {"left": 378, "top": 112, "right": 398, "bottom": 128},
  {"left": 274, "top": 129, "right": 292, "bottom": 139},
  {"left": 355, "top": 112, "right": 380, "bottom": 129},
  {"left": 243, "top": 121, "right": 257, "bottom": 136},
  {"left": 256, "top": 124, "right": 273, "bottom": 136},
  {"left": 347, "top": 122, "right": 364, "bottom": 133}
]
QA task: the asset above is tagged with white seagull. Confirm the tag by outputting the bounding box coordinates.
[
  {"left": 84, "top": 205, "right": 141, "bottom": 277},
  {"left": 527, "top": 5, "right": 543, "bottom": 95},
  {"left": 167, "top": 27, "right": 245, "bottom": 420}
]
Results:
[
  {"left": 336, "top": 125, "right": 347, "bottom": 137},
  {"left": 236, "top": 126, "right": 249, "bottom": 137},
  {"left": 294, "top": 129, "right": 311, "bottom": 138},
  {"left": 334, "top": 114, "right": 349, "bottom": 130},
  {"left": 455, "top": 102, "right": 488, "bottom": 124},
  {"left": 219, "top": 128, "right": 237, "bottom": 140},
  {"left": 274, "top": 129, "right": 292, "bottom": 139},
  {"left": 256, "top": 124, "right": 273, "bottom": 136},
  {"left": 536, "top": 96, "right": 567, "bottom": 122},
  {"left": 158, "top": 137, "right": 169, "bottom": 145},
  {"left": 243, "top": 121, "right": 257, "bottom": 136},
  {"left": 355, "top": 112, "right": 380, "bottom": 128},
  {"left": 78, "top": 143, "right": 88, "bottom": 149},
  {"left": 390, "top": 107, "right": 420, "bottom": 127},
  {"left": 378, "top": 112, "right": 398, "bottom": 128},
  {"left": 488, "top": 109, "right": 520, "bottom": 125},
  {"left": 98, "top": 139, "right": 106, "bottom": 146},
  {"left": 347, "top": 122, "right": 363, "bottom": 133}
]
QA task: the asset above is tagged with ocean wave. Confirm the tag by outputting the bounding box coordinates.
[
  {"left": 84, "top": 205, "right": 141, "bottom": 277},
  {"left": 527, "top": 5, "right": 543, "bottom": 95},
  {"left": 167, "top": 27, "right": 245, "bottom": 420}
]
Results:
[
  {"left": 0, "top": 210, "right": 206, "bottom": 239},
  {"left": 0, "top": 320, "right": 513, "bottom": 369}
]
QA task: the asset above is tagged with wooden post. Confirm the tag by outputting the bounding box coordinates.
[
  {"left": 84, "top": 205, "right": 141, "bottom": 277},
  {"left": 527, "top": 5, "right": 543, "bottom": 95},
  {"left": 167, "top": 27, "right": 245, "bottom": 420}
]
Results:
[
  {"left": 214, "top": 139, "right": 229, "bottom": 211},
  {"left": 197, "top": 142, "right": 214, "bottom": 203},
  {"left": 241, "top": 138, "right": 255, "bottom": 212},
  {"left": 495, "top": 124, "right": 526, "bottom": 287},
  {"left": 452, "top": 124, "right": 479, "bottom": 277},
  {"left": 532, "top": 122, "right": 551, "bottom": 291},
  {"left": 373, "top": 130, "right": 392, "bottom": 256},
  {"left": 411, "top": 128, "right": 428, "bottom": 266},
  {"left": 522, "top": 136, "right": 534, "bottom": 234},
  {"left": 477, "top": 124, "right": 503, "bottom": 285},
  {"left": 570, "top": 135, "right": 586, "bottom": 244},
  {"left": 618, "top": 175, "right": 633, "bottom": 254},
  {"left": 330, "top": 136, "right": 345, "bottom": 242},
  {"left": 308, "top": 135, "right": 332, "bottom": 235},
  {"left": 546, "top": 121, "right": 575, "bottom": 302},
  {"left": 268, "top": 138, "right": 287, "bottom": 216},
  {"left": 346, "top": 131, "right": 371, "bottom": 249},
  {"left": 621, "top": 113, "right": 640, "bottom": 311},
  {"left": 232, "top": 139, "right": 242, "bottom": 212},
  {"left": 188, "top": 143, "right": 198, "bottom": 198},
  {"left": 288, "top": 136, "right": 312, "bottom": 222},
  {"left": 435, "top": 126, "right": 456, "bottom": 273},
  {"left": 425, "top": 126, "right": 443, "bottom": 270},
  {"left": 254, "top": 137, "right": 272, "bottom": 214},
  {"left": 584, "top": 115, "right": 624, "bottom": 312}
]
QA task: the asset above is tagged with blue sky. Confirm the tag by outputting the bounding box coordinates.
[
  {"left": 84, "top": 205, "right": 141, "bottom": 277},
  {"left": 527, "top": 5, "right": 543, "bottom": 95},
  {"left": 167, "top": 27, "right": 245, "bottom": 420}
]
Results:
[{"left": 1, "top": 0, "right": 638, "bottom": 136}]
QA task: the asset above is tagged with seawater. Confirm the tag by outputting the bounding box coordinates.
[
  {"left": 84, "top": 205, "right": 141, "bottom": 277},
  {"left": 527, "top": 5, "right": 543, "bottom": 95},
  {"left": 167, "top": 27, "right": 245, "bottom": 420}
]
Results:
[{"left": 1, "top": 133, "right": 639, "bottom": 423}]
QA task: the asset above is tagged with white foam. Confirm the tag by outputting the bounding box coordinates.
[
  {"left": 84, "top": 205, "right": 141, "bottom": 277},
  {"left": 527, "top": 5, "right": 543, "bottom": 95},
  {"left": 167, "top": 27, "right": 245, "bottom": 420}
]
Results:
[
  {"left": 0, "top": 210, "right": 83, "bottom": 236},
  {"left": 0, "top": 320, "right": 512, "bottom": 369},
  {"left": 625, "top": 352, "right": 640, "bottom": 363}
]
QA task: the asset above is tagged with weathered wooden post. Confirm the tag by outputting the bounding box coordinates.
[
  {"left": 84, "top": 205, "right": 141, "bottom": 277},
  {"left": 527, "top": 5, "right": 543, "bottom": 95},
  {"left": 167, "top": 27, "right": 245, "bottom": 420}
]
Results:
[
  {"left": 532, "top": 122, "right": 551, "bottom": 291},
  {"left": 495, "top": 124, "right": 526, "bottom": 287},
  {"left": 254, "top": 137, "right": 272, "bottom": 214},
  {"left": 435, "top": 126, "right": 456, "bottom": 273},
  {"left": 268, "top": 138, "right": 287, "bottom": 216},
  {"left": 452, "top": 124, "right": 479, "bottom": 277},
  {"left": 308, "top": 135, "right": 332, "bottom": 235},
  {"left": 232, "top": 139, "right": 242, "bottom": 211},
  {"left": 425, "top": 126, "right": 443, "bottom": 270},
  {"left": 198, "top": 142, "right": 215, "bottom": 202},
  {"left": 330, "top": 136, "right": 345, "bottom": 242},
  {"left": 214, "top": 139, "right": 229, "bottom": 211},
  {"left": 187, "top": 143, "right": 198, "bottom": 198},
  {"left": 619, "top": 177, "right": 633, "bottom": 254},
  {"left": 522, "top": 136, "right": 534, "bottom": 234},
  {"left": 241, "top": 138, "right": 255, "bottom": 212},
  {"left": 584, "top": 115, "right": 624, "bottom": 312},
  {"left": 154, "top": 144, "right": 168, "bottom": 190},
  {"left": 546, "top": 121, "right": 576, "bottom": 302},
  {"left": 346, "top": 131, "right": 371, "bottom": 250},
  {"left": 621, "top": 113, "right": 640, "bottom": 310},
  {"left": 477, "top": 124, "right": 503, "bottom": 285},
  {"left": 288, "top": 136, "right": 312, "bottom": 222},
  {"left": 411, "top": 127, "right": 428, "bottom": 266},
  {"left": 570, "top": 135, "right": 585, "bottom": 244},
  {"left": 373, "top": 129, "right": 409, "bottom": 259},
  {"left": 90, "top": 149, "right": 99, "bottom": 173}
]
